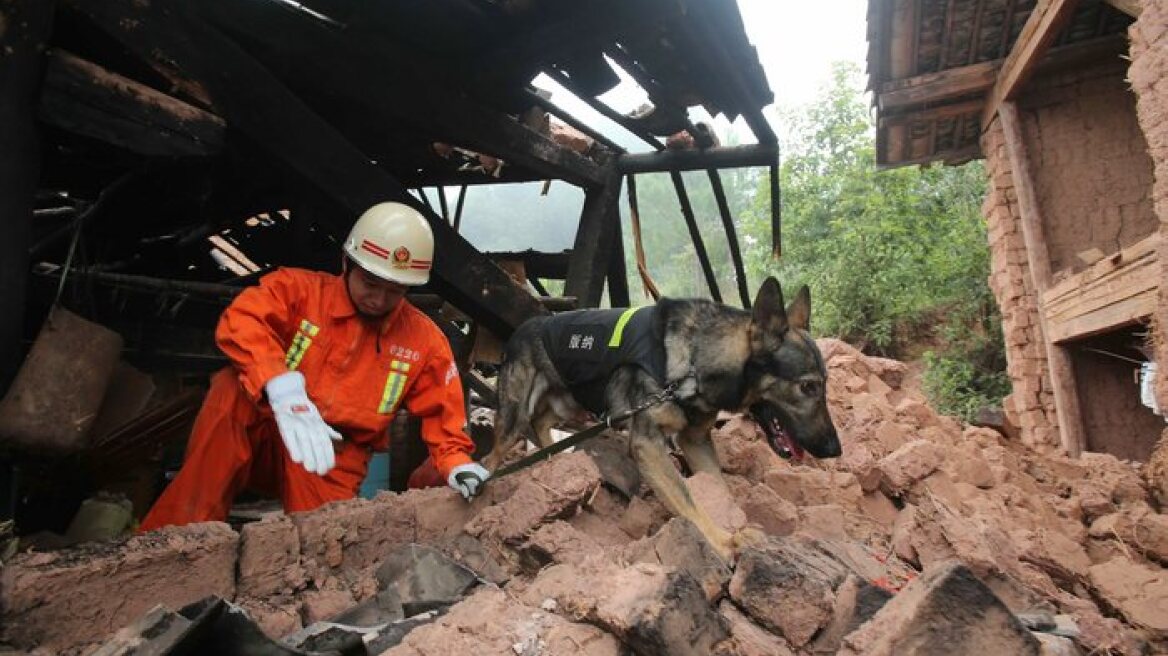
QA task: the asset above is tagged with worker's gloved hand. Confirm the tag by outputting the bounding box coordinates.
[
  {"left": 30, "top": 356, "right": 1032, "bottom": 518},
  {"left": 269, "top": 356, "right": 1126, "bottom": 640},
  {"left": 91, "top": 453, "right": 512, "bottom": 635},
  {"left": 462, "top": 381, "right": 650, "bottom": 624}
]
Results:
[
  {"left": 447, "top": 462, "right": 489, "bottom": 500},
  {"left": 265, "top": 371, "right": 342, "bottom": 476}
]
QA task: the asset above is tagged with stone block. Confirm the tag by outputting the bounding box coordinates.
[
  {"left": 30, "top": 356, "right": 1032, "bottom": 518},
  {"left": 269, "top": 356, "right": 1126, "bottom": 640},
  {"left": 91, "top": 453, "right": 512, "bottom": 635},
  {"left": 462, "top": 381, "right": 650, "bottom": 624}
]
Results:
[
  {"left": 375, "top": 543, "right": 480, "bottom": 605},
  {"left": 728, "top": 538, "right": 850, "bottom": 647},
  {"left": 524, "top": 560, "right": 728, "bottom": 656},
  {"left": 838, "top": 562, "right": 1040, "bottom": 656},
  {"left": 238, "top": 515, "right": 305, "bottom": 598},
  {"left": 1087, "top": 558, "right": 1168, "bottom": 638},
  {"left": 879, "top": 440, "right": 944, "bottom": 494},
  {"left": 0, "top": 522, "right": 238, "bottom": 653},
  {"left": 465, "top": 451, "right": 601, "bottom": 545}
]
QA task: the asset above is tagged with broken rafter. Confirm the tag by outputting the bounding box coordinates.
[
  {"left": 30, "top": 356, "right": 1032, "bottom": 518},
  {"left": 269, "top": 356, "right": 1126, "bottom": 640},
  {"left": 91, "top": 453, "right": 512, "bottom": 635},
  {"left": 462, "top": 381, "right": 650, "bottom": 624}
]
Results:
[
  {"left": 670, "top": 171, "right": 721, "bottom": 303},
  {"left": 68, "top": 0, "right": 549, "bottom": 337},
  {"left": 616, "top": 144, "right": 778, "bottom": 174},
  {"left": 707, "top": 169, "right": 750, "bottom": 308},
  {"left": 545, "top": 68, "right": 665, "bottom": 151},
  {"left": 40, "top": 49, "right": 225, "bottom": 158},
  {"left": 191, "top": 0, "right": 606, "bottom": 188},
  {"left": 524, "top": 87, "right": 625, "bottom": 154}
]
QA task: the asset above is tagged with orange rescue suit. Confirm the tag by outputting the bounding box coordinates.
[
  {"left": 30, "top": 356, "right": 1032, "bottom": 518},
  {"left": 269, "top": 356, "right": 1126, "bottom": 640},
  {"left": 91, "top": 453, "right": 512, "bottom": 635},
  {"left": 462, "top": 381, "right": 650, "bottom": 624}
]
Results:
[{"left": 139, "top": 268, "right": 473, "bottom": 531}]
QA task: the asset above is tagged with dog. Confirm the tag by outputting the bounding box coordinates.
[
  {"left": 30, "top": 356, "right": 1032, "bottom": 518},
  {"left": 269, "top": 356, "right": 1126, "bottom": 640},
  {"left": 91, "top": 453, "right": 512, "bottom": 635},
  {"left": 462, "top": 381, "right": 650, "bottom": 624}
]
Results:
[{"left": 484, "top": 277, "right": 841, "bottom": 559}]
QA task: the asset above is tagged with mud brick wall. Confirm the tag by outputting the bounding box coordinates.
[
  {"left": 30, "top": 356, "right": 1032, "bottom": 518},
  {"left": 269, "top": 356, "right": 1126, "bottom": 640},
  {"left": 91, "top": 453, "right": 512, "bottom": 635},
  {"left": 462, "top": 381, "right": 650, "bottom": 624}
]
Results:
[
  {"left": 981, "top": 120, "right": 1059, "bottom": 451},
  {"left": 1019, "top": 61, "right": 1158, "bottom": 276},
  {"left": 1128, "top": 0, "right": 1168, "bottom": 410},
  {"left": 981, "top": 50, "right": 1161, "bottom": 453}
]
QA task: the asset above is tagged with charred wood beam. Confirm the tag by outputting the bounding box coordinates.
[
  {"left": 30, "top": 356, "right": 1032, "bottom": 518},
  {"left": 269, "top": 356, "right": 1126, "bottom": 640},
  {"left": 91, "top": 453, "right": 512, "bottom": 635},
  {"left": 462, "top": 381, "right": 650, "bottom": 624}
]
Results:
[
  {"left": 524, "top": 87, "right": 625, "bottom": 154},
  {"left": 452, "top": 185, "right": 467, "bottom": 232},
  {"left": 566, "top": 162, "right": 623, "bottom": 307},
  {"left": 606, "top": 215, "right": 630, "bottom": 307},
  {"left": 546, "top": 68, "right": 665, "bottom": 151},
  {"left": 616, "top": 144, "right": 777, "bottom": 174},
  {"left": 675, "top": 4, "right": 776, "bottom": 145},
  {"left": 485, "top": 250, "right": 570, "bottom": 279},
  {"left": 35, "top": 267, "right": 577, "bottom": 312},
  {"left": 770, "top": 164, "right": 781, "bottom": 258},
  {"left": 670, "top": 171, "right": 721, "bottom": 302},
  {"left": 39, "top": 49, "right": 225, "bottom": 157},
  {"left": 68, "top": 0, "right": 548, "bottom": 337},
  {"left": 0, "top": 0, "right": 53, "bottom": 394},
  {"left": 192, "top": 0, "right": 605, "bottom": 188},
  {"left": 707, "top": 169, "right": 750, "bottom": 308}
]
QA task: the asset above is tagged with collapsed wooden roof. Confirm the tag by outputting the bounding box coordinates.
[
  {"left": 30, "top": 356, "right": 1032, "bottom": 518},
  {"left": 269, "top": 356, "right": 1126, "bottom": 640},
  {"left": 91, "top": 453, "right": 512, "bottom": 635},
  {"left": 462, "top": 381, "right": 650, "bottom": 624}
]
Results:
[
  {"left": 866, "top": 0, "right": 1134, "bottom": 169},
  {"left": 27, "top": 0, "right": 776, "bottom": 342}
]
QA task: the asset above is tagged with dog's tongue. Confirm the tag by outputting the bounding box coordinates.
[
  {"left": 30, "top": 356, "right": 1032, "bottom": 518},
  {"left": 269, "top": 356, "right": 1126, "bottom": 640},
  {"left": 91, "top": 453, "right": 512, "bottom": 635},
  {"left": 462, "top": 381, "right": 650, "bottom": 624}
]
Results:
[{"left": 770, "top": 419, "right": 805, "bottom": 462}]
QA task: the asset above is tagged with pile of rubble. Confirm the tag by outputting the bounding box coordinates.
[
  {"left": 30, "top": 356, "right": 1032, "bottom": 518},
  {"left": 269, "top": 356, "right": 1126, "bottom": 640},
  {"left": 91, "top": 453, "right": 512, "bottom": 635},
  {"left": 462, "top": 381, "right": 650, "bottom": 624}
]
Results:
[{"left": 2, "top": 339, "right": 1167, "bottom": 655}]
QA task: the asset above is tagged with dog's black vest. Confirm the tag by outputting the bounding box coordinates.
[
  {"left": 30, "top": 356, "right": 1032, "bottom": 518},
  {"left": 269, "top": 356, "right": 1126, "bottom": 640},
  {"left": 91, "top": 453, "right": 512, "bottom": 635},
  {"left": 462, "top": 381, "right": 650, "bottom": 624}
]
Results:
[{"left": 540, "top": 306, "right": 667, "bottom": 415}]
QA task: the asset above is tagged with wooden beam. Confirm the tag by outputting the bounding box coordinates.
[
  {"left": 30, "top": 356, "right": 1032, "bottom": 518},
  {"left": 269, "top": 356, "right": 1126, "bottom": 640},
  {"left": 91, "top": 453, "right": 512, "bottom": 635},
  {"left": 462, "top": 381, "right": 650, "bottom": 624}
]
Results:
[
  {"left": 616, "top": 144, "right": 778, "bottom": 174},
  {"left": 191, "top": 0, "right": 607, "bottom": 189},
  {"left": 69, "top": 0, "right": 548, "bottom": 337},
  {"left": 606, "top": 216, "right": 630, "bottom": 307},
  {"left": 671, "top": 171, "right": 721, "bottom": 302},
  {"left": 39, "top": 49, "right": 225, "bottom": 157},
  {"left": 565, "top": 162, "right": 623, "bottom": 307},
  {"left": 879, "top": 99, "right": 985, "bottom": 128},
  {"left": 982, "top": 0, "right": 1081, "bottom": 129},
  {"left": 708, "top": 168, "right": 751, "bottom": 308},
  {"left": 0, "top": 0, "right": 53, "bottom": 394},
  {"left": 877, "top": 60, "right": 1000, "bottom": 110},
  {"left": 879, "top": 34, "right": 1124, "bottom": 112},
  {"left": 999, "top": 101, "right": 1086, "bottom": 457},
  {"left": 1043, "top": 234, "right": 1159, "bottom": 343}
]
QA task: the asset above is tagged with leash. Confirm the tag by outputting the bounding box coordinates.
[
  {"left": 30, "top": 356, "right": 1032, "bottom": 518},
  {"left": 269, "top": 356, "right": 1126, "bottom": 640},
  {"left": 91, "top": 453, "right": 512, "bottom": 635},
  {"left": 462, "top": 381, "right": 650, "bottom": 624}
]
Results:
[{"left": 487, "top": 375, "right": 689, "bottom": 482}]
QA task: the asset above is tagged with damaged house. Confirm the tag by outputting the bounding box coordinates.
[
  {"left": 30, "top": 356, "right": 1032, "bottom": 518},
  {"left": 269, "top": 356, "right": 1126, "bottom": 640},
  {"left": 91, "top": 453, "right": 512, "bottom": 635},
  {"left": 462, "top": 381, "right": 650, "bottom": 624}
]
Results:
[{"left": 1, "top": 0, "right": 1168, "bottom": 654}]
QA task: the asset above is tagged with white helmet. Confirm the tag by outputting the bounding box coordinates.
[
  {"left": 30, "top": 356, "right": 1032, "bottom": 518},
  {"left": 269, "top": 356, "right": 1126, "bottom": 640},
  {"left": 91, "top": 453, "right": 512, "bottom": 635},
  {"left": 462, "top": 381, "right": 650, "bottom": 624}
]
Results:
[{"left": 343, "top": 202, "right": 434, "bottom": 286}]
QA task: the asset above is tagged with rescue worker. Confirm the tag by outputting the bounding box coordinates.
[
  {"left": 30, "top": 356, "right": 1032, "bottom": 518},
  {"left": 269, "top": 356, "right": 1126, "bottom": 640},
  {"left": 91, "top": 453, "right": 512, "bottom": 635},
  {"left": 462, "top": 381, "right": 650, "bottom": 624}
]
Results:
[{"left": 139, "top": 202, "right": 489, "bottom": 531}]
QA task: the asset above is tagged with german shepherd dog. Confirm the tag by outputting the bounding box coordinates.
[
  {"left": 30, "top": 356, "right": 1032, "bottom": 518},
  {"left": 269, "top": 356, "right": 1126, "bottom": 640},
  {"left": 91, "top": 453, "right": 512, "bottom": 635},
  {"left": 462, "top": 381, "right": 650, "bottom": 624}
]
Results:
[{"left": 484, "top": 278, "right": 841, "bottom": 559}]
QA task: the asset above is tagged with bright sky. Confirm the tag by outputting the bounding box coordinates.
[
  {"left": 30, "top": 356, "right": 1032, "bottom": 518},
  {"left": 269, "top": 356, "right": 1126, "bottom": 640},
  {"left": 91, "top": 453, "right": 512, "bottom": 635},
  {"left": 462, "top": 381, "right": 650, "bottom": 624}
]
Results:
[{"left": 532, "top": 0, "right": 869, "bottom": 152}]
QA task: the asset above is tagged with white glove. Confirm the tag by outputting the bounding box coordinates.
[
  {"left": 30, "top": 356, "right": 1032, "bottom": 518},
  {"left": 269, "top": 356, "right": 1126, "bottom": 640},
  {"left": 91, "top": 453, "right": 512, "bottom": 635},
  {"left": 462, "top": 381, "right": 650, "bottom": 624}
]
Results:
[
  {"left": 265, "top": 371, "right": 342, "bottom": 476},
  {"left": 447, "top": 462, "right": 489, "bottom": 500}
]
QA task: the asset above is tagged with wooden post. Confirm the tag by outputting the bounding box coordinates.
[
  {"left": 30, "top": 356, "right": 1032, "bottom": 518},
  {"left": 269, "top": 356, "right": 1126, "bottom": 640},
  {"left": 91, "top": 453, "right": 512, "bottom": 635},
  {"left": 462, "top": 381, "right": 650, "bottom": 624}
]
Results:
[
  {"left": 565, "top": 162, "right": 623, "bottom": 307},
  {"left": 999, "top": 102, "right": 1087, "bottom": 457},
  {"left": 0, "top": 0, "right": 53, "bottom": 394}
]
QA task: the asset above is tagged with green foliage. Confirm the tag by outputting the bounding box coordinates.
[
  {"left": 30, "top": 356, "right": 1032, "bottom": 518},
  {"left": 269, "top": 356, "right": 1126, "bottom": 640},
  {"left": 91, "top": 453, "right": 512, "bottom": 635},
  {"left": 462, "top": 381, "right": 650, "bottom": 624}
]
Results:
[
  {"left": 617, "top": 61, "right": 1007, "bottom": 419},
  {"left": 734, "top": 62, "right": 1007, "bottom": 417}
]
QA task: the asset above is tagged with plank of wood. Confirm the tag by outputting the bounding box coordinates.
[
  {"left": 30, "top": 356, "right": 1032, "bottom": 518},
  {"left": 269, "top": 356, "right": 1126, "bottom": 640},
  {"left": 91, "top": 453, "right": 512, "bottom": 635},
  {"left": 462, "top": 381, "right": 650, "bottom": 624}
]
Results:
[
  {"left": 1046, "top": 292, "right": 1156, "bottom": 343},
  {"left": 999, "top": 100, "right": 1086, "bottom": 457},
  {"left": 879, "top": 99, "right": 984, "bottom": 128},
  {"left": 39, "top": 50, "right": 225, "bottom": 157},
  {"left": 1044, "top": 234, "right": 1160, "bottom": 303},
  {"left": 982, "top": 0, "right": 1081, "bottom": 129},
  {"left": 877, "top": 60, "right": 1000, "bottom": 110}
]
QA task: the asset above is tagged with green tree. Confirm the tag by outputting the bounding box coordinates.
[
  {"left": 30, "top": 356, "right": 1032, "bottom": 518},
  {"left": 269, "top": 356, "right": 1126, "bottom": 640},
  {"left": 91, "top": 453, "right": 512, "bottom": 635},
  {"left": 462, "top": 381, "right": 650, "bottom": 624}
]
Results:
[{"left": 737, "top": 61, "right": 1007, "bottom": 419}]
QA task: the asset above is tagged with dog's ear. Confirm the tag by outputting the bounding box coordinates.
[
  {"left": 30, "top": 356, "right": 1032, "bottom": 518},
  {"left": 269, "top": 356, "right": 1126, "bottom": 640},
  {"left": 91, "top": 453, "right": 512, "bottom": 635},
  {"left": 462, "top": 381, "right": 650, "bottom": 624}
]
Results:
[
  {"left": 786, "top": 285, "right": 811, "bottom": 331},
  {"left": 752, "top": 277, "right": 788, "bottom": 334}
]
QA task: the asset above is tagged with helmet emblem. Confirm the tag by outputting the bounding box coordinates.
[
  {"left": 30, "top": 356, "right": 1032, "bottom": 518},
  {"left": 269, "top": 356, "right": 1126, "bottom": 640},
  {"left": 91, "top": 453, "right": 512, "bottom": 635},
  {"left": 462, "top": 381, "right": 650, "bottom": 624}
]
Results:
[{"left": 392, "top": 246, "right": 411, "bottom": 268}]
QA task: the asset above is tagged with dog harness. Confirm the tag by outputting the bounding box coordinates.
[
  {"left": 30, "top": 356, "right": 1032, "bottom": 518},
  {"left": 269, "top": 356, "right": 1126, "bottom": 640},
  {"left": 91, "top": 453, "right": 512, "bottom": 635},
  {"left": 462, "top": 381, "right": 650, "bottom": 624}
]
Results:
[{"left": 540, "top": 306, "right": 667, "bottom": 415}]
